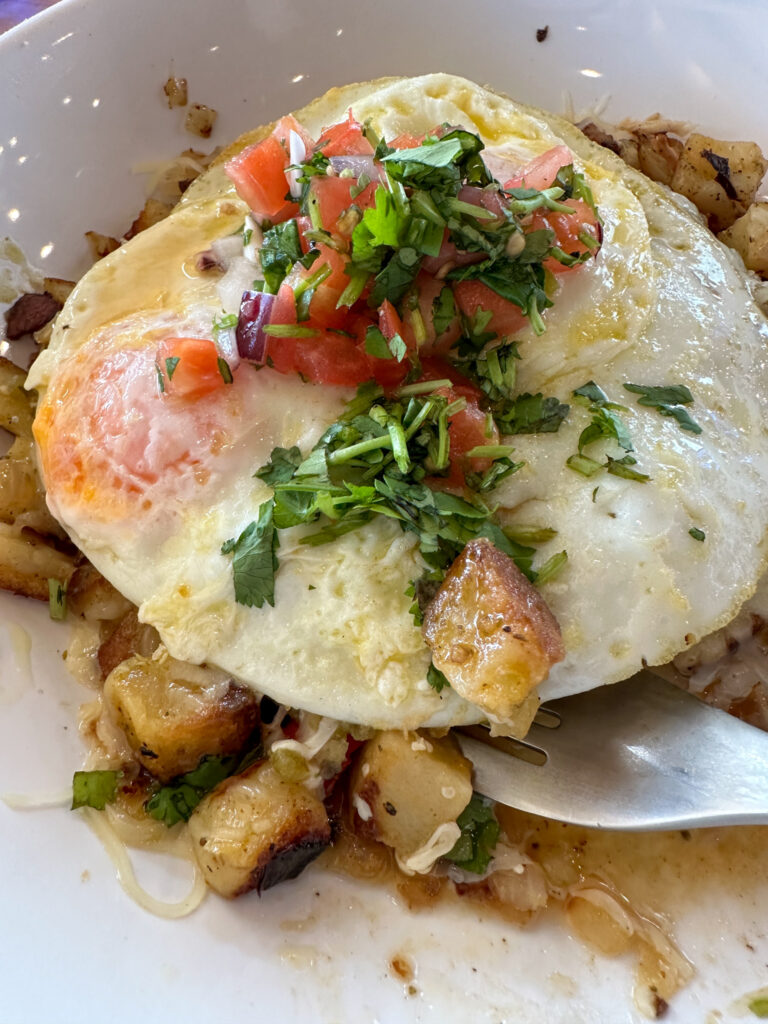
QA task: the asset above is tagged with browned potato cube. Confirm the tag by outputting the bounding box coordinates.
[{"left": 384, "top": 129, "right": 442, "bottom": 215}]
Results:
[
  {"left": 350, "top": 730, "right": 472, "bottom": 870},
  {"left": 97, "top": 607, "right": 160, "bottom": 678},
  {"left": 84, "top": 230, "right": 120, "bottom": 262},
  {"left": 719, "top": 202, "right": 768, "bottom": 276},
  {"left": 103, "top": 651, "right": 259, "bottom": 781},
  {"left": 0, "top": 521, "right": 77, "bottom": 601},
  {"left": 0, "top": 357, "right": 34, "bottom": 437},
  {"left": 636, "top": 131, "right": 683, "bottom": 187},
  {"left": 188, "top": 762, "right": 330, "bottom": 897},
  {"left": 67, "top": 563, "right": 134, "bottom": 623},
  {"left": 42, "top": 277, "right": 75, "bottom": 306},
  {"left": 669, "top": 133, "right": 768, "bottom": 232},
  {"left": 423, "top": 538, "right": 564, "bottom": 720},
  {"left": 124, "top": 199, "right": 174, "bottom": 240}
]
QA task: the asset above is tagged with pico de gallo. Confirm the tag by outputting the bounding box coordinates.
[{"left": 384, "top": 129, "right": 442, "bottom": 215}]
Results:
[{"left": 169, "top": 111, "right": 602, "bottom": 617}]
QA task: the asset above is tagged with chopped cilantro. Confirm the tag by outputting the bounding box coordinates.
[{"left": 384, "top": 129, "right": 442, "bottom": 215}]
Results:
[
  {"left": 146, "top": 753, "right": 250, "bottom": 827},
  {"left": 566, "top": 453, "right": 603, "bottom": 477},
  {"left": 294, "top": 261, "right": 332, "bottom": 321},
  {"left": 535, "top": 550, "right": 568, "bottom": 584},
  {"left": 217, "top": 357, "right": 234, "bottom": 384},
  {"left": 623, "top": 383, "right": 694, "bottom": 405},
  {"left": 221, "top": 500, "right": 279, "bottom": 608},
  {"left": 255, "top": 446, "right": 303, "bottom": 486},
  {"left": 262, "top": 324, "right": 319, "bottom": 338},
  {"left": 164, "top": 356, "right": 179, "bottom": 380},
  {"left": 369, "top": 246, "right": 422, "bottom": 307},
  {"left": 364, "top": 325, "right": 393, "bottom": 360},
  {"left": 578, "top": 406, "right": 633, "bottom": 453},
  {"left": 154, "top": 361, "right": 165, "bottom": 394},
  {"left": 497, "top": 392, "right": 570, "bottom": 435},
  {"left": 427, "top": 663, "right": 451, "bottom": 693},
  {"left": 689, "top": 527, "right": 706, "bottom": 542},
  {"left": 748, "top": 996, "right": 768, "bottom": 1019},
  {"left": 260, "top": 220, "right": 304, "bottom": 294},
  {"left": 72, "top": 770, "right": 119, "bottom": 811},
  {"left": 623, "top": 382, "right": 702, "bottom": 435},
  {"left": 504, "top": 526, "right": 558, "bottom": 545},
  {"left": 48, "top": 577, "right": 67, "bottom": 621},
  {"left": 432, "top": 286, "right": 456, "bottom": 336},
  {"left": 572, "top": 380, "right": 610, "bottom": 406},
  {"left": 444, "top": 793, "right": 501, "bottom": 874},
  {"left": 212, "top": 312, "right": 238, "bottom": 335},
  {"left": 605, "top": 454, "right": 650, "bottom": 482}
]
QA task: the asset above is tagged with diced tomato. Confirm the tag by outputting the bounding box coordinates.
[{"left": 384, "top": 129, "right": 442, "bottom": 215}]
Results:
[
  {"left": 530, "top": 198, "right": 600, "bottom": 273},
  {"left": 503, "top": 144, "right": 573, "bottom": 191},
  {"left": 378, "top": 299, "right": 405, "bottom": 346},
  {"left": 452, "top": 280, "right": 527, "bottom": 338},
  {"left": 157, "top": 337, "right": 226, "bottom": 400},
  {"left": 272, "top": 114, "right": 315, "bottom": 153},
  {"left": 265, "top": 285, "right": 389, "bottom": 387},
  {"left": 316, "top": 110, "right": 374, "bottom": 157},
  {"left": 296, "top": 214, "right": 313, "bottom": 254},
  {"left": 388, "top": 131, "right": 424, "bottom": 150},
  {"left": 225, "top": 115, "right": 314, "bottom": 223},
  {"left": 264, "top": 287, "right": 413, "bottom": 388},
  {"left": 419, "top": 357, "right": 498, "bottom": 492},
  {"left": 225, "top": 136, "right": 295, "bottom": 221},
  {"left": 302, "top": 244, "right": 351, "bottom": 329},
  {"left": 310, "top": 175, "right": 378, "bottom": 236},
  {"left": 268, "top": 325, "right": 373, "bottom": 387}
]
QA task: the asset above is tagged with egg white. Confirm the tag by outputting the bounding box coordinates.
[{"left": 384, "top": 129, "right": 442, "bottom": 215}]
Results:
[{"left": 28, "top": 74, "right": 768, "bottom": 727}]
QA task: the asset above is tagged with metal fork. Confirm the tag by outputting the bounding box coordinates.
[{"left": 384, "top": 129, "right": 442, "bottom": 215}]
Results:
[{"left": 456, "top": 671, "right": 768, "bottom": 830}]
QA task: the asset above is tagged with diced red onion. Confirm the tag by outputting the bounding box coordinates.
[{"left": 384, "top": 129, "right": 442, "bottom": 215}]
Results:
[
  {"left": 236, "top": 290, "right": 275, "bottom": 363},
  {"left": 328, "top": 155, "right": 380, "bottom": 181},
  {"left": 286, "top": 130, "right": 307, "bottom": 200}
]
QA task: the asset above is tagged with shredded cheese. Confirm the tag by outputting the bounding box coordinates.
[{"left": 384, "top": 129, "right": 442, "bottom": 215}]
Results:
[{"left": 81, "top": 806, "right": 207, "bottom": 919}]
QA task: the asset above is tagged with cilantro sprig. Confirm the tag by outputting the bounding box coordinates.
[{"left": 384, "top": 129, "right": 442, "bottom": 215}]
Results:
[
  {"left": 72, "top": 770, "right": 120, "bottom": 811},
  {"left": 444, "top": 793, "right": 501, "bottom": 874}
]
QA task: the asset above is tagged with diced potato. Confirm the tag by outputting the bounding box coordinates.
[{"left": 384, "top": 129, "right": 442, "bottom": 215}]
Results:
[
  {"left": 163, "top": 75, "right": 188, "bottom": 109},
  {"left": 0, "top": 521, "right": 77, "bottom": 601},
  {"left": 67, "top": 563, "right": 134, "bottom": 623},
  {"left": 0, "top": 357, "right": 34, "bottom": 438},
  {"left": 124, "top": 198, "right": 174, "bottom": 240},
  {"left": 42, "top": 277, "right": 75, "bottom": 306},
  {"left": 97, "top": 607, "right": 160, "bottom": 679},
  {"left": 719, "top": 202, "right": 768, "bottom": 276},
  {"left": 636, "top": 131, "right": 683, "bottom": 187},
  {"left": 422, "top": 538, "right": 564, "bottom": 720},
  {"left": 0, "top": 437, "right": 42, "bottom": 522},
  {"left": 185, "top": 103, "right": 218, "bottom": 139},
  {"left": 84, "top": 230, "right": 120, "bottom": 262},
  {"left": 669, "top": 133, "right": 768, "bottom": 232},
  {"left": 580, "top": 121, "right": 640, "bottom": 169},
  {"left": 349, "top": 729, "right": 472, "bottom": 866},
  {"left": 188, "top": 761, "right": 331, "bottom": 897},
  {"left": 103, "top": 649, "right": 259, "bottom": 781}
]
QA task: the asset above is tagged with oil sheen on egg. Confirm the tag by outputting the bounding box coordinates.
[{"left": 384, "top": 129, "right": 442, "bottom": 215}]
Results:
[{"left": 28, "top": 74, "right": 768, "bottom": 725}]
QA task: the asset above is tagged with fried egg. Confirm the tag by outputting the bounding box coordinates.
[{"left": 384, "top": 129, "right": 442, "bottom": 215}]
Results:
[{"left": 27, "top": 74, "right": 768, "bottom": 725}]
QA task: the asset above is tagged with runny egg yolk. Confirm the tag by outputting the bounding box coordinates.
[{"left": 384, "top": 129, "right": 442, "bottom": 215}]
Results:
[{"left": 34, "top": 332, "right": 234, "bottom": 522}]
